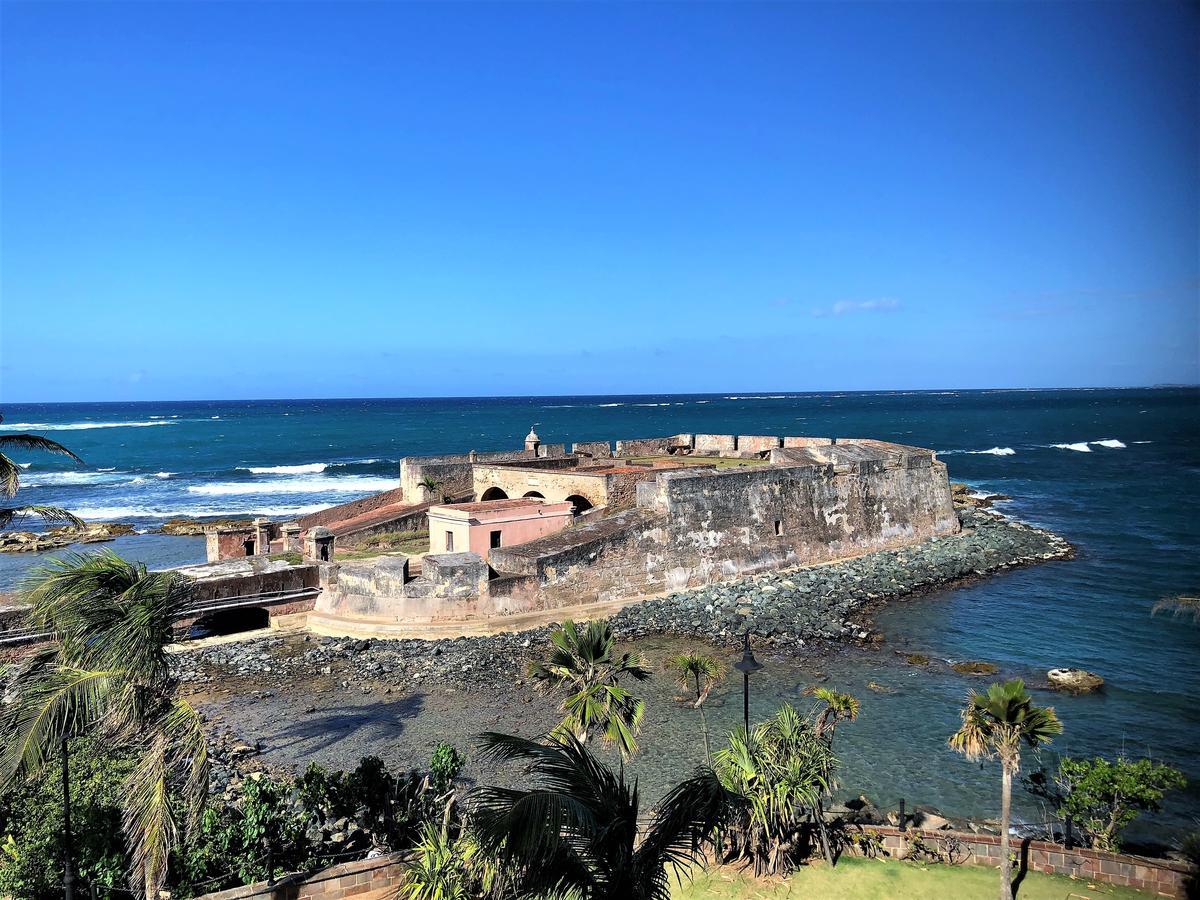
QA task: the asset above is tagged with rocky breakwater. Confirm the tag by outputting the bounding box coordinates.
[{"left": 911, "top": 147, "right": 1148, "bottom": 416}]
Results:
[
  {"left": 157, "top": 517, "right": 254, "bottom": 536},
  {"left": 0, "top": 521, "right": 136, "bottom": 553},
  {"left": 610, "top": 508, "right": 1073, "bottom": 649}
]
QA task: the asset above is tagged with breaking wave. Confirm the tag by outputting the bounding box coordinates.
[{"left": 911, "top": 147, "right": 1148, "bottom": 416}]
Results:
[
  {"left": 240, "top": 463, "right": 328, "bottom": 475},
  {"left": 1052, "top": 443, "right": 1092, "bottom": 452},
  {"left": 187, "top": 475, "right": 396, "bottom": 496},
  {"left": 969, "top": 447, "right": 1016, "bottom": 456},
  {"left": 1091, "top": 438, "right": 1126, "bottom": 449},
  {"left": 70, "top": 503, "right": 330, "bottom": 520},
  {"left": 0, "top": 420, "right": 177, "bottom": 431}
]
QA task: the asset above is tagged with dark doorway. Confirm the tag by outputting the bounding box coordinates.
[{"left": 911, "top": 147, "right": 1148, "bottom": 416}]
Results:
[
  {"left": 523, "top": 491, "right": 545, "bottom": 499},
  {"left": 481, "top": 487, "right": 508, "bottom": 501},
  {"left": 566, "top": 495, "right": 593, "bottom": 515},
  {"left": 190, "top": 606, "right": 270, "bottom": 639}
]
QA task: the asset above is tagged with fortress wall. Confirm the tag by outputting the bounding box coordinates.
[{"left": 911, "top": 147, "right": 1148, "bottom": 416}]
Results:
[
  {"left": 737, "top": 435, "right": 783, "bottom": 453},
  {"left": 783, "top": 436, "right": 833, "bottom": 448},
  {"left": 399, "top": 449, "right": 533, "bottom": 501},
  {"left": 614, "top": 435, "right": 693, "bottom": 456},
  {"left": 472, "top": 464, "right": 612, "bottom": 507},
  {"left": 572, "top": 440, "right": 613, "bottom": 460},
  {"left": 694, "top": 433, "right": 736, "bottom": 453}
]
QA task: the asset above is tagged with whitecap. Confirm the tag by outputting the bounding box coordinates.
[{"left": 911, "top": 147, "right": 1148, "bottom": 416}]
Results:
[
  {"left": 240, "top": 463, "right": 328, "bottom": 475},
  {"left": 1132, "top": 440, "right": 1153, "bottom": 444},
  {"left": 1090, "top": 439, "right": 1126, "bottom": 449},
  {"left": 968, "top": 447, "right": 1016, "bottom": 456},
  {"left": 597, "top": 403, "right": 623, "bottom": 408},
  {"left": 21, "top": 471, "right": 134, "bottom": 487},
  {"left": 1052, "top": 443, "right": 1092, "bottom": 452},
  {"left": 70, "top": 502, "right": 330, "bottom": 520},
  {"left": 0, "top": 420, "right": 176, "bottom": 431},
  {"left": 154, "top": 472, "right": 174, "bottom": 478},
  {"left": 187, "top": 475, "right": 397, "bottom": 496}
]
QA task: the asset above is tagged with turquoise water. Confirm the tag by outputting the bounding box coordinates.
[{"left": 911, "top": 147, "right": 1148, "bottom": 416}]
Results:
[{"left": 2, "top": 388, "right": 1197, "bottom": 834}]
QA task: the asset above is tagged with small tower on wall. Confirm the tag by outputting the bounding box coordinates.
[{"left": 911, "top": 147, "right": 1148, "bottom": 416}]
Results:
[{"left": 524, "top": 426, "right": 541, "bottom": 456}]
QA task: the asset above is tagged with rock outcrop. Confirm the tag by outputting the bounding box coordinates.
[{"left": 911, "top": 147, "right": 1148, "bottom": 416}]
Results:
[
  {"left": 0, "top": 522, "right": 136, "bottom": 553},
  {"left": 1047, "top": 667, "right": 1105, "bottom": 693}
]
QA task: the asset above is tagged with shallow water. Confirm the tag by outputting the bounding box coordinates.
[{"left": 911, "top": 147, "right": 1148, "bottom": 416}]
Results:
[{"left": 3, "top": 388, "right": 1198, "bottom": 835}]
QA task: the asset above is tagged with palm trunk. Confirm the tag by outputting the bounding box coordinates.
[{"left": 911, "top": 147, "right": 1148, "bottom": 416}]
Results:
[
  {"left": 698, "top": 704, "right": 711, "bottom": 765},
  {"left": 999, "top": 762, "right": 1013, "bottom": 900}
]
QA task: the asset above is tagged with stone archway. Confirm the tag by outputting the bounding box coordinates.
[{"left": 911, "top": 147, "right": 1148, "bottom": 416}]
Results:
[
  {"left": 565, "top": 494, "right": 593, "bottom": 515},
  {"left": 523, "top": 491, "right": 545, "bottom": 499},
  {"left": 481, "top": 486, "right": 508, "bottom": 501},
  {"left": 189, "top": 606, "right": 270, "bottom": 639}
]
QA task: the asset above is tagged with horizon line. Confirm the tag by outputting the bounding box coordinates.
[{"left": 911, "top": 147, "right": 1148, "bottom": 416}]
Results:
[{"left": 2, "top": 383, "right": 1197, "bottom": 407}]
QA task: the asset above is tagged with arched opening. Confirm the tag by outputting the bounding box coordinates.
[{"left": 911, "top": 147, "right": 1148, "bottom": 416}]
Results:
[
  {"left": 189, "top": 606, "right": 270, "bottom": 639},
  {"left": 523, "top": 491, "right": 545, "bottom": 499},
  {"left": 565, "top": 495, "right": 593, "bottom": 515},
  {"left": 481, "top": 487, "right": 508, "bottom": 502}
]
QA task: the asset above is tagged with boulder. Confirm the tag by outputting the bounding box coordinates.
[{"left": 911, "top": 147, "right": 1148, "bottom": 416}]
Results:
[{"left": 1047, "top": 667, "right": 1104, "bottom": 693}]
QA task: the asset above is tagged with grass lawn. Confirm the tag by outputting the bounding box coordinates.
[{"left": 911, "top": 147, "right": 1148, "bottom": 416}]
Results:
[{"left": 675, "top": 857, "right": 1154, "bottom": 899}]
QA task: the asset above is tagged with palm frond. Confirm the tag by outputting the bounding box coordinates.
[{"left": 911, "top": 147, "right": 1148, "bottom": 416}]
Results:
[
  {"left": 0, "top": 505, "right": 86, "bottom": 529},
  {"left": 0, "top": 434, "right": 83, "bottom": 498},
  {"left": 123, "top": 734, "right": 177, "bottom": 897},
  {"left": 0, "top": 665, "right": 118, "bottom": 782}
]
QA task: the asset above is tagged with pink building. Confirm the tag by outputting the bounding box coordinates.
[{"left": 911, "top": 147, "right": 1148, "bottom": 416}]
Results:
[{"left": 426, "top": 498, "right": 574, "bottom": 561}]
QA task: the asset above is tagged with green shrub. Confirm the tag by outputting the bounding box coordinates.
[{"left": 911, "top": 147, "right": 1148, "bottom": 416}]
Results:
[{"left": 0, "top": 740, "right": 134, "bottom": 900}]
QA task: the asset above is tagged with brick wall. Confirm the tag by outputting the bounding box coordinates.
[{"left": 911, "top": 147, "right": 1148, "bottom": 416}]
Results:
[
  {"left": 857, "top": 826, "right": 1192, "bottom": 898},
  {"left": 195, "top": 852, "right": 408, "bottom": 899}
]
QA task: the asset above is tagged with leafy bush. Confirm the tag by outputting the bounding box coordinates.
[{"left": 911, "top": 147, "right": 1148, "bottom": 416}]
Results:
[
  {"left": 1026, "top": 755, "right": 1187, "bottom": 851},
  {"left": 0, "top": 740, "right": 134, "bottom": 900}
]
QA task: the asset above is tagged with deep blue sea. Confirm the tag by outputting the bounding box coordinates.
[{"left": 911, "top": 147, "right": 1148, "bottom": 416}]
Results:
[{"left": 2, "top": 389, "right": 1197, "bottom": 836}]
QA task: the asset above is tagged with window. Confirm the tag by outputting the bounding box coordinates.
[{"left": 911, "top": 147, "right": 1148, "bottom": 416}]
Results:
[
  {"left": 445, "top": 530, "right": 454, "bottom": 552},
  {"left": 774, "top": 520, "right": 783, "bottom": 536},
  {"left": 490, "top": 530, "right": 502, "bottom": 549}
]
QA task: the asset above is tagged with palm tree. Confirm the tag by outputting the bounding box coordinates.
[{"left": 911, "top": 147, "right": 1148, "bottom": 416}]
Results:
[
  {"left": 808, "top": 686, "right": 860, "bottom": 741},
  {"left": 1, "top": 551, "right": 209, "bottom": 898},
  {"left": 664, "top": 652, "right": 726, "bottom": 764},
  {"left": 948, "top": 679, "right": 1062, "bottom": 900},
  {"left": 711, "top": 703, "right": 839, "bottom": 876},
  {"left": 1152, "top": 595, "right": 1200, "bottom": 624},
  {"left": 529, "top": 619, "right": 651, "bottom": 759},
  {"left": 469, "top": 731, "right": 731, "bottom": 900},
  {"left": 0, "top": 418, "right": 84, "bottom": 528},
  {"left": 417, "top": 476, "right": 444, "bottom": 502}
]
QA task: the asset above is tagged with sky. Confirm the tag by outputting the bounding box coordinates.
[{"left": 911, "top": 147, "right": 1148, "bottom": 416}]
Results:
[{"left": 1, "top": 1, "right": 1197, "bottom": 402}]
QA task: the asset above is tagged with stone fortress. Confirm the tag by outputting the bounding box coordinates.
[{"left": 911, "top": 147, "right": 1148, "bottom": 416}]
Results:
[{"left": 198, "top": 428, "right": 960, "bottom": 638}]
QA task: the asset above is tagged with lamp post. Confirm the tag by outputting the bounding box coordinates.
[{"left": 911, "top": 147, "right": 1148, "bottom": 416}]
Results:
[
  {"left": 732, "top": 632, "right": 764, "bottom": 738},
  {"left": 61, "top": 737, "right": 75, "bottom": 900}
]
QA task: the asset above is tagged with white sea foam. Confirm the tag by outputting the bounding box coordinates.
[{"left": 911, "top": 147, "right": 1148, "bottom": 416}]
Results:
[
  {"left": 0, "top": 420, "right": 176, "bottom": 431},
  {"left": 597, "top": 403, "right": 623, "bottom": 408},
  {"left": 1132, "top": 441, "right": 1153, "bottom": 444},
  {"left": 187, "top": 475, "right": 396, "bottom": 496},
  {"left": 1052, "top": 442, "right": 1092, "bottom": 452},
  {"left": 154, "top": 472, "right": 174, "bottom": 478},
  {"left": 240, "top": 463, "right": 328, "bottom": 475},
  {"left": 71, "top": 503, "right": 330, "bottom": 520},
  {"left": 1090, "top": 438, "right": 1126, "bottom": 449},
  {"left": 968, "top": 447, "right": 1016, "bottom": 456},
  {"left": 22, "top": 471, "right": 135, "bottom": 487}
]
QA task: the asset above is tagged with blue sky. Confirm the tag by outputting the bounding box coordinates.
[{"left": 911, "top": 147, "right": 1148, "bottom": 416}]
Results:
[{"left": 2, "top": 1, "right": 1197, "bottom": 402}]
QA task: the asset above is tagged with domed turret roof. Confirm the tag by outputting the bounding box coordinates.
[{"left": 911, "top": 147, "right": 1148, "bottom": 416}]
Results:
[{"left": 525, "top": 427, "right": 540, "bottom": 443}]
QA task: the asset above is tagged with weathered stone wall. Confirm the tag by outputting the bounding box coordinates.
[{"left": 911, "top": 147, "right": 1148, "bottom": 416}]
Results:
[
  {"left": 693, "top": 433, "right": 737, "bottom": 453},
  {"left": 572, "top": 440, "right": 613, "bottom": 460},
  {"left": 737, "top": 434, "right": 783, "bottom": 454},
  {"left": 472, "top": 464, "right": 612, "bottom": 507},
  {"left": 334, "top": 506, "right": 431, "bottom": 549},
  {"left": 613, "top": 434, "right": 693, "bottom": 456},
  {"left": 398, "top": 449, "right": 532, "bottom": 502}
]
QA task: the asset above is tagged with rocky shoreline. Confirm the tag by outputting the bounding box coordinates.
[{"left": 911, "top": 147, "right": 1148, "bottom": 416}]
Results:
[
  {"left": 175, "top": 506, "right": 1072, "bottom": 692},
  {"left": 0, "top": 521, "right": 137, "bottom": 553}
]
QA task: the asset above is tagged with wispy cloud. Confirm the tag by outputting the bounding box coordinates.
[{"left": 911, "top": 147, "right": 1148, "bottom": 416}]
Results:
[{"left": 812, "top": 297, "right": 901, "bottom": 318}]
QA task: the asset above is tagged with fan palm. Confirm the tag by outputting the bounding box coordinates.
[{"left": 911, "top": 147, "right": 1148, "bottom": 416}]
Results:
[
  {"left": 664, "top": 652, "right": 727, "bottom": 764},
  {"left": 711, "top": 703, "right": 838, "bottom": 876},
  {"left": 949, "top": 679, "right": 1062, "bottom": 900},
  {"left": 469, "top": 731, "right": 731, "bottom": 900},
  {"left": 417, "top": 476, "right": 444, "bottom": 502},
  {"left": 0, "top": 422, "right": 84, "bottom": 528},
  {"left": 529, "top": 619, "right": 651, "bottom": 759},
  {"left": 1, "top": 551, "right": 209, "bottom": 898}
]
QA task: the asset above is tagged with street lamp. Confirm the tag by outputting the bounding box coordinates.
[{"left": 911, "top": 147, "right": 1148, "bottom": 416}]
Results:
[
  {"left": 732, "top": 632, "right": 764, "bottom": 738},
  {"left": 61, "top": 737, "right": 75, "bottom": 900}
]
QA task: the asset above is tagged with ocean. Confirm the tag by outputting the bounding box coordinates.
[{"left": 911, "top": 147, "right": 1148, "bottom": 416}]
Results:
[{"left": 2, "top": 388, "right": 1198, "bottom": 835}]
